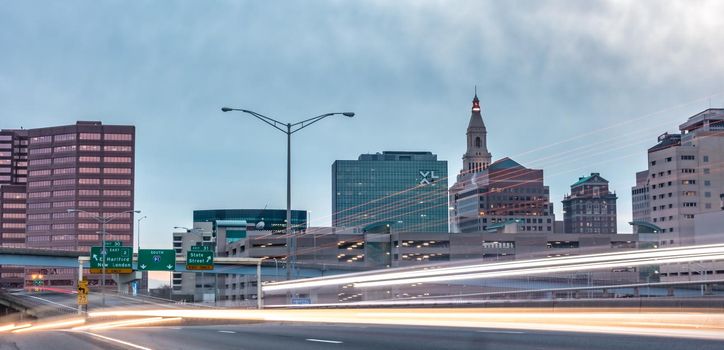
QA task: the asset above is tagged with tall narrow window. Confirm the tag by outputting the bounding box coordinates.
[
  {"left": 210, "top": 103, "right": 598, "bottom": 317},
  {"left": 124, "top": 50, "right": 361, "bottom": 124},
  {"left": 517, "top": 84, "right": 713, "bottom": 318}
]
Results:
[{"left": 475, "top": 137, "right": 481, "bottom": 148}]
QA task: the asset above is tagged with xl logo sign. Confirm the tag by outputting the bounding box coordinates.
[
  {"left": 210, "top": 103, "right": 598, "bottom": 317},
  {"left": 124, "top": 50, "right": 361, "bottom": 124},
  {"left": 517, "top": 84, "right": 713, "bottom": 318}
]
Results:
[{"left": 419, "top": 171, "right": 439, "bottom": 185}]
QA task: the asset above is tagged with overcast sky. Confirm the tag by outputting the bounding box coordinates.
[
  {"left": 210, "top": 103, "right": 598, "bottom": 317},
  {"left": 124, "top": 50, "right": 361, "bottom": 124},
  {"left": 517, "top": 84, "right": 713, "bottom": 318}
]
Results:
[{"left": 2, "top": 1, "right": 724, "bottom": 250}]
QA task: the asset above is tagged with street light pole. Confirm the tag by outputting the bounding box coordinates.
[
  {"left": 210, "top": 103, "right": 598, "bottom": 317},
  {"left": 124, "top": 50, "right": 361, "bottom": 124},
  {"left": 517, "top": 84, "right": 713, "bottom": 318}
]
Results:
[
  {"left": 69, "top": 208, "right": 140, "bottom": 307},
  {"left": 137, "top": 216, "right": 147, "bottom": 253},
  {"left": 221, "top": 107, "right": 355, "bottom": 283},
  {"left": 286, "top": 123, "right": 292, "bottom": 276}
]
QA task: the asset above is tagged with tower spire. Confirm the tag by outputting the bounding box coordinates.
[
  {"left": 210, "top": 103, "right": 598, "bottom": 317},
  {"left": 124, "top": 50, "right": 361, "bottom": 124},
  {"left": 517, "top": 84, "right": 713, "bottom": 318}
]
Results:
[{"left": 462, "top": 89, "right": 491, "bottom": 174}]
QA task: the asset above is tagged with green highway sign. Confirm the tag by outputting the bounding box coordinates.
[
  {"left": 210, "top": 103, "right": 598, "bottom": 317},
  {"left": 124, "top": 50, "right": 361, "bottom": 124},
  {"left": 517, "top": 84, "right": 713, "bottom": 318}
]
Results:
[
  {"left": 138, "top": 249, "right": 176, "bottom": 271},
  {"left": 105, "top": 241, "right": 123, "bottom": 247},
  {"left": 90, "top": 246, "right": 133, "bottom": 273},
  {"left": 186, "top": 250, "right": 214, "bottom": 270}
]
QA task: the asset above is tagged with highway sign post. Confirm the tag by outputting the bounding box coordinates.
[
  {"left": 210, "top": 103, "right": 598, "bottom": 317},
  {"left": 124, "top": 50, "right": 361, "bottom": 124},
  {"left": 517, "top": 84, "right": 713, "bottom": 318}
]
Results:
[
  {"left": 186, "top": 250, "right": 214, "bottom": 270},
  {"left": 138, "top": 249, "right": 175, "bottom": 271},
  {"left": 77, "top": 280, "right": 89, "bottom": 306},
  {"left": 90, "top": 246, "right": 132, "bottom": 274}
]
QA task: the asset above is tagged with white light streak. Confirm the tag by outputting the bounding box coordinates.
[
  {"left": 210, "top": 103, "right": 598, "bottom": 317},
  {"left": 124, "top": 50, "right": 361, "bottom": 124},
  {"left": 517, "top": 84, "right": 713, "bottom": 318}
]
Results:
[{"left": 262, "top": 243, "right": 724, "bottom": 292}]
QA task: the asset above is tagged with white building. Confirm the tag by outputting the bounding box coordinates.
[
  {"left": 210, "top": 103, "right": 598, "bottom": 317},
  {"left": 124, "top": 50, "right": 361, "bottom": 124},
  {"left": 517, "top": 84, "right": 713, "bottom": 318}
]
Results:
[{"left": 634, "top": 108, "right": 724, "bottom": 247}]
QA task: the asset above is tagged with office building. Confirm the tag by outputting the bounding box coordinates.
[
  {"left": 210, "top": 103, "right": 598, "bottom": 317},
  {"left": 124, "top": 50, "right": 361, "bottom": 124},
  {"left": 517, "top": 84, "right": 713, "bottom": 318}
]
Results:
[
  {"left": 332, "top": 151, "right": 448, "bottom": 232},
  {"left": 193, "top": 208, "right": 307, "bottom": 233},
  {"left": 630, "top": 170, "right": 652, "bottom": 233},
  {"left": 0, "top": 121, "right": 136, "bottom": 288},
  {"left": 632, "top": 109, "right": 724, "bottom": 246},
  {"left": 561, "top": 173, "right": 617, "bottom": 234},
  {"left": 172, "top": 208, "right": 307, "bottom": 302},
  {"left": 450, "top": 93, "right": 555, "bottom": 233}
]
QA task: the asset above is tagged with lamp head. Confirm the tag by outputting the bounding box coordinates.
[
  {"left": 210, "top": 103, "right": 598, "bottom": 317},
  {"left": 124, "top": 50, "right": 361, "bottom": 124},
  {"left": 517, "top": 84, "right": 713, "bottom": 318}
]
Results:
[
  {"left": 342, "top": 112, "right": 355, "bottom": 117},
  {"left": 221, "top": 107, "right": 233, "bottom": 112}
]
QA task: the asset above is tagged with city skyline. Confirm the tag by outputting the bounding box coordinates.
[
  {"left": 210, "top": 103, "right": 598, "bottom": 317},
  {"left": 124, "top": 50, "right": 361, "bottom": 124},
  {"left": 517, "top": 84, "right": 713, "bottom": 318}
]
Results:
[{"left": 2, "top": 1, "right": 724, "bottom": 251}]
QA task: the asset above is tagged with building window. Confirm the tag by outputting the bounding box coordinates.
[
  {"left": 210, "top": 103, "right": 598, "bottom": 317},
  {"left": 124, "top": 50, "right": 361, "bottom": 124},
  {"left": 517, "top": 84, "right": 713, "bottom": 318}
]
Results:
[
  {"left": 103, "top": 179, "right": 131, "bottom": 185},
  {"left": 53, "top": 167, "right": 76, "bottom": 175},
  {"left": 79, "top": 133, "right": 101, "bottom": 140},
  {"left": 29, "top": 147, "right": 52, "bottom": 155},
  {"left": 79, "top": 167, "right": 101, "bottom": 174},
  {"left": 29, "top": 169, "right": 51, "bottom": 176},
  {"left": 29, "top": 158, "right": 52, "bottom": 166},
  {"left": 54, "top": 156, "right": 75, "bottom": 164},
  {"left": 78, "top": 189, "right": 100, "bottom": 196},
  {"left": 103, "top": 156, "right": 132, "bottom": 163},
  {"left": 54, "top": 133, "right": 76, "bottom": 142},
  {"left": 52, "top": 190, "right": 74, "bottom": 197},
  {"left": 103, "top": 168, "right": 131, "bottom": 174},
  {"left": 79, "top": 145, "right": 101, "bottom": 151},
  {"left": 104, "top": 145, "right": 132, "bottom": 152},
  {"left": 30, "top": 136, "right": 52, "bottom": 144},
  {"left": 104, "top": 134, "right": 133, "bottom": 141},
  {"left": 53, "top": 145, "right": 77, "bottom": 153},
  {"left": 703, "top": 155, "right": 709, "bottom": 162},
  {"left": 79, "top": 178, "right": 101, "bottom": 185},
  {"left": 79, "top": 156, "right": 101, "bottom": 162}
]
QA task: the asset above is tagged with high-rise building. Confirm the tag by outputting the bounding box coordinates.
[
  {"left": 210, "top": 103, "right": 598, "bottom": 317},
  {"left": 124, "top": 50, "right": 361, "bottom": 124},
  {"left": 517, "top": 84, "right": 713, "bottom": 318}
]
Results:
[
  {"left": 561, "top": 173, "right": 617, "bottom": 234},
  {"left": 630, "top": 170, "right": 653, "bottom": 233},
  {"left": 0, "top": 121, "right": 136, "bottom": 287},
  {"left": 172, "top": 208, "right": 308, "bottom": 302},
  {"left": 332, "top": 151, "right": 448, "bottom": 233},
  {"left": 632, "top": 108, "right": 724, "bottom": 246},
  {"left": 450, "top": 93, "right": 555, "bottom": 233},
  {"left": 193, "top": 209, "right": 307, "bottom": 233},
  {"left": 0, "top": 129, "right": 28, "bottom": 287}
]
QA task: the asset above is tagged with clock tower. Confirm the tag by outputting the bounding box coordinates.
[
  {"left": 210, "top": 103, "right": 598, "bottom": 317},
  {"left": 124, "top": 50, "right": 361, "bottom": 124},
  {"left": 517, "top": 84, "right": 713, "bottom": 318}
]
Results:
[{"left": 462, "top": 91, "right": 492, "bottom": 174}]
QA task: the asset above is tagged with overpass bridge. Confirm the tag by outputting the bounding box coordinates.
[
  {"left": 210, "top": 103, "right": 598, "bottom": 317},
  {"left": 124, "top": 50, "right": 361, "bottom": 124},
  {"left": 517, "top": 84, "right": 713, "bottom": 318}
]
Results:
[{"left": 0, "top": 247, "right": 350, "bottom": 277}]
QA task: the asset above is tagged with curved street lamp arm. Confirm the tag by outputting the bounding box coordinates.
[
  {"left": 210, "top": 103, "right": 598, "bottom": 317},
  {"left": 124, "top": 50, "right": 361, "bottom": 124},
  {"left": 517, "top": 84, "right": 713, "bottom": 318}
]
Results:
[
  {"left": 224, "top": 108, "right": 288, "bottom": 134},
  {"left": 102, "top": 209, "right": 141, "bottom": 223},
  {"left": 289, "top": 113, "right": 337, "bottom": 134}
]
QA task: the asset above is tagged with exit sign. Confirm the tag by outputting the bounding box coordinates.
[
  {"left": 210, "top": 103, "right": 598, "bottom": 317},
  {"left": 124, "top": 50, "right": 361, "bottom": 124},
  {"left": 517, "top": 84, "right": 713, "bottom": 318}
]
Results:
[
  {"left": 138, "top": 249, "right": 176, "bottom": 271},
  {"left": 186, "top": 250, "right": 214, "bottom": 270}
]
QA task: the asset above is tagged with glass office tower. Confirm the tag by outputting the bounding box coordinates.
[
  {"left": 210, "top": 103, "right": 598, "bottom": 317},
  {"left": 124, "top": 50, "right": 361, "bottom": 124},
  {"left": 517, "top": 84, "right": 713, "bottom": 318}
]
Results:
[{"left": 332, "top": 151, "right": 448, "bottom": 233}]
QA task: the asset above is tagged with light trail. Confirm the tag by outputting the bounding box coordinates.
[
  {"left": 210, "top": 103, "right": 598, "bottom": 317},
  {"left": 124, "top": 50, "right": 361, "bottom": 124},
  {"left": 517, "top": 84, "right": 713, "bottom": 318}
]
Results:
[
  {"left": 85, "top": 307, "right": 724, "bottom": 341},
  {"left": 12, "top": 318, "right": 85, "bottom": 333},
  {"left": 353, "top": 253, "right": 724, "bottom": 288},
  {"left": 262, "top": 243, "right": 724, "bottom": 292},
  {"left": 71, "top": 317, "right": 182, "bottom": 331},
  {"left": 0, "top": 323, "right": 31, "bottom": 332}
]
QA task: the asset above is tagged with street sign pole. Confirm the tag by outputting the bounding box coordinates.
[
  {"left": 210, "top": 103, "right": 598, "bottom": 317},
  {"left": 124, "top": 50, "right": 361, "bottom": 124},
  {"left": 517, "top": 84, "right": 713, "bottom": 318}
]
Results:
[{"left": 101, "top": 220, "right": 106, "bottom": 306}]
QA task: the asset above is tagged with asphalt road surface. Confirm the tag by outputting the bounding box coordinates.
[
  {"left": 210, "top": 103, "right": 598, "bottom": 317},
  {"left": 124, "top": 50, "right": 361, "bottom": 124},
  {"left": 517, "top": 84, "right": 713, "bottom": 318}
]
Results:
[{"left": 2, "top": 323, "right": 724, "bottom": 350}]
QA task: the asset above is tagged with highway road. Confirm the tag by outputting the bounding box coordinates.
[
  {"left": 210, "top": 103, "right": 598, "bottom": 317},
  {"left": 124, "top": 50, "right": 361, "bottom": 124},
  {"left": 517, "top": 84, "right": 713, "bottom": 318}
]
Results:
[{"left": 2, "top": 323, "right": 724, "bottom": 350}]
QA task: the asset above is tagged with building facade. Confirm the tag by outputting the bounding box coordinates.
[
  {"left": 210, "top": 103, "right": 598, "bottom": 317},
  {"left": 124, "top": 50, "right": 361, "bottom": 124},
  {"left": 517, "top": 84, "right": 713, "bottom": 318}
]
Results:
[
  {"left": 630, "top": 170, "right": 651, "bottom": 233},
  {"left": 450, "top": 94, "right": 555, "bottom": 233},
  {"left": 172, "top": 208, "right": 307, "bottom": 301},
  {"left": 332, "top": 151, "right": 448, "bottom": 233},
  {"left": 0, "top": 121, "right": 136, "bottom": 288},
  {"left": 193, "top": 208, "right": 307, "bottom": 233},
  {"left": 561, "top": 173, "right": 617, "bottom": 234},
  {"left": 635, "top": 109, "right": 724, "bottom": 247}
]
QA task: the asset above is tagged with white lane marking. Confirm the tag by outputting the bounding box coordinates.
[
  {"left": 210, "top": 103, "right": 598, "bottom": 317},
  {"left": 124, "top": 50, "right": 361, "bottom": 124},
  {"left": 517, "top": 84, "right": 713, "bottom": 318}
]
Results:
[
  {"left": 218, "top": 330, "right": 237, "bottom": 334},
  {"left": 477, "top": 330, "right": 526, "bottom": 334},
  {"left": 22, "top": 295, "right": 78, "bottom": 311},
  {"left": 76, "top": 331, "right": 153, "bottom": 350},
  {"left": 306, "top": 338, "right": 343, "bottom": 344}
]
